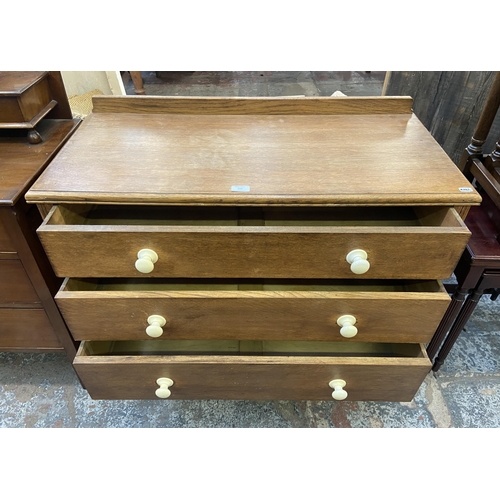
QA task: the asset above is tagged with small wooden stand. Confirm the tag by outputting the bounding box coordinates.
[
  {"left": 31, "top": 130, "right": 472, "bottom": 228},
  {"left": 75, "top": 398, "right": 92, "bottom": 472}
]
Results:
[{"left": 0, "top": 71, "right": 69, "bottom": 144}]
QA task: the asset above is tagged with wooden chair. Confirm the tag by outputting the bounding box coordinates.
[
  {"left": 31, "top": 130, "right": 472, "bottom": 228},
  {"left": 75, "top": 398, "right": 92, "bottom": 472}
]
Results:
[{"left": 427, "top": 72, "right": 500, "bottom": 371}]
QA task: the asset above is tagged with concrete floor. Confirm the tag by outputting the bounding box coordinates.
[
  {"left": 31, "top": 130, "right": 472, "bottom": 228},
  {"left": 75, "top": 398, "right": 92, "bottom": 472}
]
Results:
[
  {"left": 2, "top": 71, "right": 500, "bottom": 428},
  {"left": 1, "top": 293, "right": 499, "bottom": 427}
]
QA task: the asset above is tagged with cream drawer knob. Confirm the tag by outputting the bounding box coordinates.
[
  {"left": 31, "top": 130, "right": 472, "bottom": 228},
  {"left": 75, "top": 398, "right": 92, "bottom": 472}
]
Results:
[
  {"left": 329, "top": 379, "right": 348, "bottom": 400},
  {"left": 155, "top": 377, "right": 174, "bottom": 398},
  {"left": 135, "top": 249, "right": 158, "bottom": 273},
  {"left": 146, "top": 315, "right": 167, "bottom": 338},
  {"left": 337, "top": 314, "right": 358, "bottom": 338},
  {"left": 346, "top": 249, "right": 370, "bottom": 275}
]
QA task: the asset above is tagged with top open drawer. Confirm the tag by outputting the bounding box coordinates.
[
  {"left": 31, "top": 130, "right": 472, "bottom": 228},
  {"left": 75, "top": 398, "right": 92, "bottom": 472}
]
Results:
[{"left": 37, "top": 204, "right": 471, "bottom": 279}]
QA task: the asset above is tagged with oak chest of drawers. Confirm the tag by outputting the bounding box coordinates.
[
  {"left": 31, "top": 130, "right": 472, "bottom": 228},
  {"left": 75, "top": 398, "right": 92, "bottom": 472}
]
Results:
[{"left": 26, "top": 95, "right": 481, "bottom": 401}]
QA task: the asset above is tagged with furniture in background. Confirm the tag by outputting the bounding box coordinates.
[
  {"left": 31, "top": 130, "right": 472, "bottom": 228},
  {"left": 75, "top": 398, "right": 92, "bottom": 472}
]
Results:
[
  {"left": 0, "top": 71, "right": 79, "bottom": 358},
  {"left": 129, "top": 72, "right": 145, "bottom": 94},
  {"left": 26, "top": 95, "right": 479, "bottom": 401},
  {"left": 427, "top": 72, "right": 500, "bottom": 371},
  {"left": 0, "top": 72, "right": 73, "bottom": 144},
  {"left": 383, "top": 71, "right": 500, "bottom": 167}
]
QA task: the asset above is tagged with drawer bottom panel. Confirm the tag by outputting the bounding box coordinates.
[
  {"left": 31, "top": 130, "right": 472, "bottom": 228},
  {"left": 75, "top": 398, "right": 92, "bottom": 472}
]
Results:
[{"left": 74, "top": 341, "right": 431, "bottom": 401}]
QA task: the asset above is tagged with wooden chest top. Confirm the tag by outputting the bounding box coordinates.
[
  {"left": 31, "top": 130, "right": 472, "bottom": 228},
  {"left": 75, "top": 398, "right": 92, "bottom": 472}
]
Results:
[
  {"left": 0, "top": 71, "right": 47, "bottom": 95},
  {"left": 25, "top": 96, "right": 481, "bottom": 207}
]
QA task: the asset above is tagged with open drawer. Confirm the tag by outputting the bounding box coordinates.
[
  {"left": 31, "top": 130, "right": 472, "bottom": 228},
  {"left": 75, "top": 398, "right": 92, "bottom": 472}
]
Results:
[
  {"left": 37, "top": 204, "right": 470, "bottom": 279},
  {"left": 57, "top": 278, "right": 450, "bottom": 343},
  {"left": 74, "top": 339, "right": 431, "bottom": 401}
]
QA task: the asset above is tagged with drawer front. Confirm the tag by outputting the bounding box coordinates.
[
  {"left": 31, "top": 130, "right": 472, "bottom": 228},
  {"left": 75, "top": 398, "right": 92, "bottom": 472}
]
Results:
[
  {"left": 17, "top": 77, "right": 51, "bottom": 122},
  {"left": 0, "top": 217, "right": 16, "bottom": 255},
  {"left": 0, "top": 96, "right": 25, "bottom": 123},
  {"left": 38, "top": 206, "right": 470, "bottom": 279},
  {"left": 74, "top": 343, "right": 431, "bottom": 401},
  {"left": 0, "top": 260, "right": 41, "bottom": 305},
  {"left": 0, "top": 309, "right": 61, "bottom": 349},
  {"left": 0, "top": 78, "right": 51, "bottom": 124},
  {"left": 57, "top": 280, "right": 450, "bottom": 343}
]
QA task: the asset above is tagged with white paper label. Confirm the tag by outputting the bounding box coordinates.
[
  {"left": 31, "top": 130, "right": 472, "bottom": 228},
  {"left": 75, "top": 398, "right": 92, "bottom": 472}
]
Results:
[
  {"left": 231, "top": 185, "right": 250, "bottom": 192},
  {"left": 459, "top": 187, "right": 474, "bottom": 192}
]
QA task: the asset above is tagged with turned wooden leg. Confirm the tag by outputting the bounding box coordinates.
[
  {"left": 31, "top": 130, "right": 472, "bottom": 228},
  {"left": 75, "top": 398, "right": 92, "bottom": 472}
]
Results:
[
  {"left": 27, "top": 128, "right": 42, "bottom": 144},
  {"left": 432, "top": 289, "right": 483, "bottom": 371},
  {"left": 130, "top": 71, "right": 145, "bottom": 95},
  {"left": 427, "top": 288, "right": 469, "bottom": 359}
]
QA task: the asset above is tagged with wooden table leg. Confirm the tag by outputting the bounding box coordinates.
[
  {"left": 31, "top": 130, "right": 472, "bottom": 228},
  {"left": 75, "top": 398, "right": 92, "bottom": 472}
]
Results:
[
  {"left": 432, "top": 272, "right": 500, "bottom": 371},
  {"left": 426, "top": 288, "right": 469, "bottom": 359},
  {"left": 432, "top": 289, "right": 484, "bottom": 371},
  {"left": 130, "top": 71, "right": 145, "bottom": 95}
]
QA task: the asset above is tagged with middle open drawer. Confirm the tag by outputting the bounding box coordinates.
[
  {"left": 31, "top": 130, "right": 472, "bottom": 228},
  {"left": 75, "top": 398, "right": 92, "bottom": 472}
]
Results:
[{"left": 56, "top": 278, "right": 450, "bottom": 343}]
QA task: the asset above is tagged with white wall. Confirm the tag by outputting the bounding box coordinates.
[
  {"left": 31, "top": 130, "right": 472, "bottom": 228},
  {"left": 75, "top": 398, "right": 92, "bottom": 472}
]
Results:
[{"left": 61, "top": 71, "right": 125, "bottom": 96}]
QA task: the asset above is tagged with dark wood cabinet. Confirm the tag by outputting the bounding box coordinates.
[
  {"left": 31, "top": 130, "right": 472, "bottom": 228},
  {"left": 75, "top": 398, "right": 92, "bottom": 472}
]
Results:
[{"left": 0, "top": 72, "right": 79, "bottom": 358}]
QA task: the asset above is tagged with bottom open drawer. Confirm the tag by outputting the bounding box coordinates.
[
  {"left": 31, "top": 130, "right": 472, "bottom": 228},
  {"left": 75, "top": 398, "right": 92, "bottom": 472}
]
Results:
[{"left": 74, "top": 340, "right": 431, "bottom": 401}]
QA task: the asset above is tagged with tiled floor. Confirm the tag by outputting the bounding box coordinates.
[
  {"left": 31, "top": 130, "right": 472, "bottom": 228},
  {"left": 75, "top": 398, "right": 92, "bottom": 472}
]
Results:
[{"left": 1, "top": 71, "right": 500, "bottom": 428}]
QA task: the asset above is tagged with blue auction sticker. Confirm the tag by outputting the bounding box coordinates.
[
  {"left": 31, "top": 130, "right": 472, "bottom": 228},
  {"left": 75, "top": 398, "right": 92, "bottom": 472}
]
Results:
[{"left": 231, "top": 185, "right": 250, "bottom": 192}]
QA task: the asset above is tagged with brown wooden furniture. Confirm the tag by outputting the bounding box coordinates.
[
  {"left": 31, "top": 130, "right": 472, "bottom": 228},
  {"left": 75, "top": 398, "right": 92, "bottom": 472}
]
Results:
[
  {"left": 0, "top": 71, "right": 79, "bottom": 357},
  {"left": 0, "top": 72, "right": 73, "bottom": 144},
  {"left": 427, "top": 73, "right": 500, "bottom": 371},
  {"left": 382, "top": 72, "right": 500, "bottom": 166},
  {"left": 26, "top": 95, "right": 480, "bottom": 401},
  {"left": 0, "top": 120, "right": 80, "bottom": 356}
]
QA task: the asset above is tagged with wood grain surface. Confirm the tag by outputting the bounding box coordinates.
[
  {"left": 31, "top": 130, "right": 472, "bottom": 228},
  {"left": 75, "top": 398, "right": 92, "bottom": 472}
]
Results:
[
  {"left": 0, "top": 72, "right": 47, "bottom": 94},
  {"left": 74, "top": 342, "right": 430, "bottom": 401},
  {"left": 0, "top": 260, "right": 41, "bottom": 305},
  {"left": 26, "top": 110, "right": 481, "bottom": 206},
  {"left": 37, "top": 205, "right": 471, "bottom": 279},
  {"left": 462, "top": 194, "right": 500, "bottom": 261},
  {"left": 0, "top": 217, "right": 16, "bottom": 254},
  {"left": 470, "top": 158, "right": 500, "bottom": 209},
  {"left": 91, "top": 95, "right": 414, "bottom": 115},
  {"left": 0, "top": 73, "right": 52, "bottom": 125},
  {"left": 56, "top": 278, "right": 450, "bottom": 342},
  {"left": 0, "top": 119, "right": 80, "bottom": 205},
  {"left": 0, "top": 198, "right": 78, "bottom": 357},
  {"left": 0, "top": 308, "right": 60, "bottom": 350}
]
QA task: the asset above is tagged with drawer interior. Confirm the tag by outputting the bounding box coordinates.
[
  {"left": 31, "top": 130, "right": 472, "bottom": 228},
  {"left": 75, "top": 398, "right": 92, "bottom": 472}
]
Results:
[
  {"left": 79, "top": 339, "right": 427, "bottom": 358},
  {"left": 47, "top": 204, "right": 463, "bottom": 229},
  {"left": 63, "top": 277, "right": 445, "bottom": 293}
]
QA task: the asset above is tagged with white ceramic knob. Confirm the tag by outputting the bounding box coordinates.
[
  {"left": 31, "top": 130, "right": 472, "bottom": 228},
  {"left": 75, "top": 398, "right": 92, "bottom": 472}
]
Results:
[
  {"left": 346, "top": 249, "right": 370, "bottom": 275},
  {"left": 337, "top": 314, "right": 358, "bottom": 338},
  {"left": 329, "top": 379, "right": 348, "bottom": 400},
  {"left": 135, "top": 249, "right": 158, "bottom": 274},
  {"left": 155, "top": 377, "right": 174, "bottom": 398},
  {"left": 146, "top": 315, "right": 167, "bottom": 338}
]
